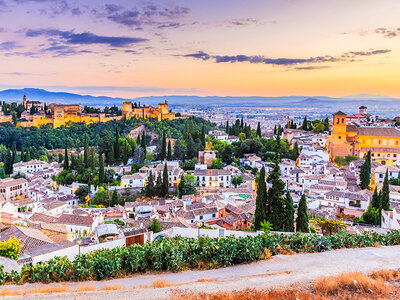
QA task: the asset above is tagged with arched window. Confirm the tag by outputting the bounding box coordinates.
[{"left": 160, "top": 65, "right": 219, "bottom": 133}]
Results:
[
  {"left": 336, "top": 118, "right": 339, "bottom": 124},
  {"left": 341, "top": 118, "right": 344, "bottom": 123}
]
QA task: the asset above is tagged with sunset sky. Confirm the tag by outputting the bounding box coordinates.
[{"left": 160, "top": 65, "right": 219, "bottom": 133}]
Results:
[{"left": 0, "top": 0, "right": 399, "bottom": 97}]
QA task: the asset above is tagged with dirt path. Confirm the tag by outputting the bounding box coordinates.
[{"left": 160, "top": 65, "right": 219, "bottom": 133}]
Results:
[{"left": 4, "top": 245, "right": 400, "bottom": 299}]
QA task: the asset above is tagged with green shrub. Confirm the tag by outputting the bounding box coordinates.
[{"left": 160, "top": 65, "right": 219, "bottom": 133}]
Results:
[{"left": 2, "top": 230, "right": 400, "bottom": 285}]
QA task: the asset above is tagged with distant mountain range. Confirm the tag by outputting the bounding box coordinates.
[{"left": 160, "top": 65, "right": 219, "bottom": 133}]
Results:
[{"left": 0, "top": 88, "right": 399, "bottom": 114}]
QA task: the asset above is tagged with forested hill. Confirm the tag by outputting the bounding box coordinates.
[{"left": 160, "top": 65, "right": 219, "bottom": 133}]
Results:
[{"left": 0, "top": 117, "right": 215, "bottom": 150}]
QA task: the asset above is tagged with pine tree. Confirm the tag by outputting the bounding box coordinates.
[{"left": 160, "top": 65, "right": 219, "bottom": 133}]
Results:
[
  {"left": 167, "top": 141, "right": 172, "bottom": 161},
  {"left": 359, "top": 151, "right": 371, "bottom": 189},
  {"left": 266, "top": 134, "right": 286, "bottom": 231},
  {"left": 283, "top": 191, "right": 295, "bottom": 232},
  {"left": 302, "top": 116, "right": 308, "bottom": 130},
  {"left": 162, "top": 163, "right": 169, "bottom": 197},
  {"left": 145, "top": 171, "right": 154, "bottom": 198},
  {"left": 256, "top": 122, "right": 261, "bottom": 138},
  {"left": 381, "top": 169, "right": 391, "bottom": 211},
  {"left": 64, "top": 147, "right": 69, "bottom": 170},
  {"left": 98, "top": 153, "right": 105, "bottom": 185},
  {"left": 254, "top": 166, "right": 267, "bottom": 230},
  {"left": 296, "top": 194, "right": 309, "bottom": 232},
  {"left": 160, "top": 130, "right": 166, "bottom": 160},
  {"left": 84, "top": 133, "right": 89, "bottom": 168}
]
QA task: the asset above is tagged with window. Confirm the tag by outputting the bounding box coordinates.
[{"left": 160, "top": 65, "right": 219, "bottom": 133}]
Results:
[
  {"left": 200, "top": 216, "right": 203, "bottom": 220},
  {"left": 212, "top": 214, "right": 216, "bottom": 218},
  {"left": 394, "top": 154, "right": 397, "bottom": 158},
  {"left": 338, "top": 136, "right": 342, "bottom": 139},
  {"left": 336, "top": 118, "right": 339, "bottom": 124},
  {"left": 341, "top": 118, "right": 344, "bottom": 123}
]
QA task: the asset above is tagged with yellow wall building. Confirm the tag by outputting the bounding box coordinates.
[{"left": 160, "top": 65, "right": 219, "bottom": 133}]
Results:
[
  {"left": 328, "top": 111, "right": 400, "bottom": 164},
  {"left": 1, "top": 96, "right": 181, "bottom": 128},
  {"left": 122, "top": 100, "right": 176, "bottom": 121}
]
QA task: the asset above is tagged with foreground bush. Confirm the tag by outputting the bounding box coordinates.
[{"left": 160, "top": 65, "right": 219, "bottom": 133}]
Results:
[{"left": 1, "top": 230, "right": 400, "bottom": 285}]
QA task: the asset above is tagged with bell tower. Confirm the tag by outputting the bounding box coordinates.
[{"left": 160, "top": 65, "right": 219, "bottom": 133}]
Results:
[{"left": 23, "top": 95, "right": 27, "bottom": 110}]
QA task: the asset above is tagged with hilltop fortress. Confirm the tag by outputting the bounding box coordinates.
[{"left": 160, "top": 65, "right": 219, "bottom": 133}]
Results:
[
  {"left": 121, "top": 100, "right": 177, "bottom": 121},
  {"left": 0, "top": 95, "right": 179, "bottom": 128}
]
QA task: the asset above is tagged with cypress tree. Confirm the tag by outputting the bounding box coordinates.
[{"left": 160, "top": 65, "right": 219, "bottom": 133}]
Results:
[
  {"left": 201, "top": 126, "right": 206, "bottom": 148},
  {"left": 274, "top": 125, "right": 277, "bottom": 135},
  {"left": 141, "top": 131, "right": 146, "bottom": 150},
  {"left": 240, "top": 117, "right": 244, "bottom": 129},
  {"left": 225, "top": 121, "right": 229, "bottom": 134},
  {"left": 283, "top": 191, "right": 295, "bottom": 232},
  {"left": 302, "top": 116, "right": 308, "bottom": 130},
  {"left": 155, "top": 174, "right": 163, "bottom": 197},
  {"left": 12, "top": 144, "right": 17, "bottom": 163},
  {"left": 161, "top": 130, "right": 166, "bottom": 160},
  {"left": 296, "top": 194, "right": 309, "bottom": 232},
  {"left": 381, "top": 169, "right": 391, "bottom": 211},
  {"left": 254, "top": 166, "right": 267, "bottom": 230},
  {"left": 256, "top": 122, "right": 261, "bottom": 138},
  {"left": 167, "top": 141, "right": 172, "bottom": 161},
  {"left": 123, "top": 141, "right": 129, "bottom": 165},
  {"left": 90, "top": 147, "right": 95, "bottom": 169},
  {"left": 64, "top": 147, "right": 69, "bottom": 170},
  {"left": 21, "top": 145, "right": 25, "bottom": 162},
  {"left": 145, "top": 171, "right": 154, "bottom": 198},
  {"left": 186, "top": 134, "right": 196, "bottom": 159},
  {"left": 26, "top": 148, "right": 30, "bottom": 162},
  {"left": 292, "top": 141, "right": 299, "bottom": 160},
  {"left": 4, "top": 150, "right": 12, "bottom": 174},
  {"left": 359, "top": 151, "right": 371, "bottom": 189},
  {"left": 0, "top": 167, "right": 5, "bottom": 179},
  {"left": 162, "top": 163, "right": 169, "bottom": 197},
  {"left": 173, "top": 139, "right": 184, "bottom": 160},
  {"left": 136, "top": 135, "right": 141, "bottom": 147},
  {"left": 266, "top": 134, "right": 286, "bottom": 231},
  {"left": 371, "top": 187, "right": 381, "bottom": 209},
  {"left": 98, "top": 153, "right": 105, "bottom": 185},
  {"left": 84, "top": 133, "right": 89, "bottom": 168},
  {"left": 114, "top": 126, "right": 120, "bottom": 163},
  {"left": 111, "top": 189, "right": 118, "bottom": 207}
]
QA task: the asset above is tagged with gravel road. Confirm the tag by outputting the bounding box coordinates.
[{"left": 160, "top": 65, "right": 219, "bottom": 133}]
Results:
[{"left": 4, "top": 245, "right": 400, "bottom": 299}]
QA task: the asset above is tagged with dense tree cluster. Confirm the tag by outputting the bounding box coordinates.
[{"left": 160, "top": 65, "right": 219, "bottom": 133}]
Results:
[{"left": 0, "top": 116, "right": 214, "bottom": 150}]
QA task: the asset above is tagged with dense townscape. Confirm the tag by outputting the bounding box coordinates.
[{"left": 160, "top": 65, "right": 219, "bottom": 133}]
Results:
[{"left": 0, "top": 96, "right": 398, "bottom": 282}]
